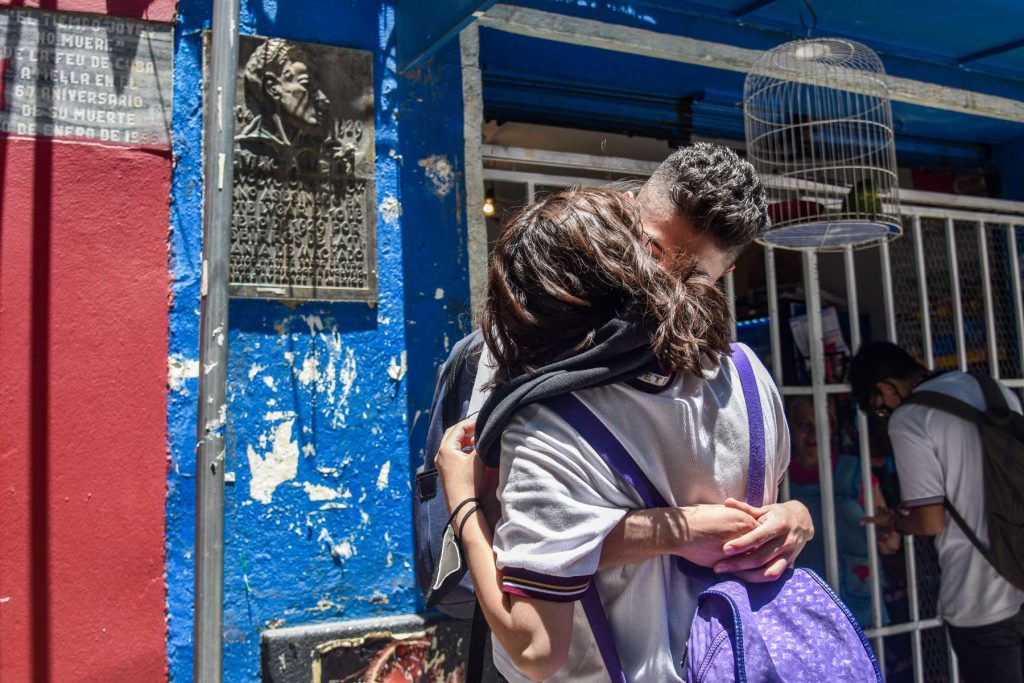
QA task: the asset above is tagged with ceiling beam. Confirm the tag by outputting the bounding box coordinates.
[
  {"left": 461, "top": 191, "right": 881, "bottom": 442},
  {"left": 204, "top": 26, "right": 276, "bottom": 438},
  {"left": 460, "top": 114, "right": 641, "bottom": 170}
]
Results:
[
  {"left": 958, "top": 37, "right": 1024, "bottom": 65},
  {"left": 477, "top": 4, "right": 1024, "bottom": 124},
  {"left": 733, "top": 0, "right": 781, "bottom": 18}
]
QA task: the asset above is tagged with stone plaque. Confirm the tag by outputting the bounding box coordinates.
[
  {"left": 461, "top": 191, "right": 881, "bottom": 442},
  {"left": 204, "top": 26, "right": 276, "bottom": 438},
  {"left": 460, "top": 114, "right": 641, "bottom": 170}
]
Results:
[
  {"left": 0, "top": 7, "right": 173, "bottom": 146},
  {"left": 225, "top": 35, "right": 377, "bottom": 302}
]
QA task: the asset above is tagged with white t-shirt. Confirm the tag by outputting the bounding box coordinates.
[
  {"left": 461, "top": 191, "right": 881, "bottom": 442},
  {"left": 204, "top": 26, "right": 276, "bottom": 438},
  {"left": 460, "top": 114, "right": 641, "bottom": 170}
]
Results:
[
  {"left": 888, "top": 371, "right": 1024, "bottom": 628},
  {"left": 490, "top": 345, "right": 789, "bottom": 682}
]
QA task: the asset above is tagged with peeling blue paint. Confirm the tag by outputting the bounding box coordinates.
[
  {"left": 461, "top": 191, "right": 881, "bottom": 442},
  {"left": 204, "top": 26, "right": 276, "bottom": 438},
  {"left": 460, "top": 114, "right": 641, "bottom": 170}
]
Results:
[{"left": 167, "top": 1, "right": 469, "bottom": 680}]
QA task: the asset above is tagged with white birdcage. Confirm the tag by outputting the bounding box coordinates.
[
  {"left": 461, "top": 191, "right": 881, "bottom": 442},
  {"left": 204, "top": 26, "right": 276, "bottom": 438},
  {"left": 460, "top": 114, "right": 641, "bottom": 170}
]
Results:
[{"left": 744, "top": 38, "right": 902, "bottom": 251}]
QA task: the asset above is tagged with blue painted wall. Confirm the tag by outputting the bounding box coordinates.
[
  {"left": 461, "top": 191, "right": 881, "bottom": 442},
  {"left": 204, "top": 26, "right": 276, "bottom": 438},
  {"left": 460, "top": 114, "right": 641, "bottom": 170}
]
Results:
[
  {"left": 993, "top": 136, "right": 1024, "bottom": 201},
  {"left": 166, "top": 2, "right": 471, "bottom": 680}
]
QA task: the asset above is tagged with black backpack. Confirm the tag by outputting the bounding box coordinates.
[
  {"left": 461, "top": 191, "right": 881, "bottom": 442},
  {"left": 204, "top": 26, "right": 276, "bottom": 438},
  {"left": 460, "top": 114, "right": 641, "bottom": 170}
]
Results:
[
  {"left": 414, "top": 330, "right": 484, "bottom": 614},
  {"left": 413, "top": 331, "right": 492, "bottom": 681},
  {"left": 903, "top": 372, "right": 1024, "bottom": 591}
]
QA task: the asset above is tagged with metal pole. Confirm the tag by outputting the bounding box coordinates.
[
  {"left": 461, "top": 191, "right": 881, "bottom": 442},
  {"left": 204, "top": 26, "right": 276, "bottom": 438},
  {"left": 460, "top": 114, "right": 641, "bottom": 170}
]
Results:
[
  {"left": 1010, "top": 227, "right": 1024, "bottom": 378},
  {"left": 946, "top": 218, "right": 968, "bottom": 371},
  {"left": 977, "top": 222, "right": 999, "bottom": 377},
  {"left": 194, "top": 0, "right": 241, "bottom": 680},
  {"left": 845, "top": 246, "right": 885, "bottom": 666},
  {"left": 912, "top": 216, "right": 934, "bottom": 370},
  {"left": 803, "top": 251, "right": 840, "bottom": 590},
  {"left": 765, "top": 247, "right": 788, "bottom": 502},
  {"left": 880, "top": 241, "right": 897, "bottom": 342},
  {"left": 725, "top": 270, "right": 737, "bottom": 341},
  {"left": 765, "top": 247, "right": 783, "bottom": 386}
]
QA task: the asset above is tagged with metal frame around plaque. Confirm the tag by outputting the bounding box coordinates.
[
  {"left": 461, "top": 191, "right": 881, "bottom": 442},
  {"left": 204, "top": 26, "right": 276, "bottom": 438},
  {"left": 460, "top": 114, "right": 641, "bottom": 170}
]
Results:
[{"left": 211, "top": 33, "right": 377, "bottom": 302}]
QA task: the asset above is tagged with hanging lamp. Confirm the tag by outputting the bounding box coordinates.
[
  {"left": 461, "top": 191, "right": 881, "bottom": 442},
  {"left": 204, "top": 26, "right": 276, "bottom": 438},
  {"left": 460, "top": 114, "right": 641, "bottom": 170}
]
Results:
[{"left": 744, "top": 38, "right": 902, "bottom": 251}]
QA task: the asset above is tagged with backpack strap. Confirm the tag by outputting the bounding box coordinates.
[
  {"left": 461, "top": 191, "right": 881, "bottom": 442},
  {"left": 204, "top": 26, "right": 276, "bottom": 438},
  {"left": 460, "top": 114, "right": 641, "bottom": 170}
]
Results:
[
  {"left": 972, "top": 371, "right": 1012, "bottom": 418},
  {"left": 901, "top": 382, "right": 1004, "bottom": 572},
  {"left": 544, "top": 394, "right": 668, "bottom": 508},
  {"left": 730, "top": 343, "right": 766, "bottom": 507},
  {"left": 902, "top": 390, "right": 984, "bottom": 422},
  {"left": 542, "top": 346, "right": 768, "bottom": 682},
  {"left": 543, "top": 393, "right": 660, "bottom": 683}
]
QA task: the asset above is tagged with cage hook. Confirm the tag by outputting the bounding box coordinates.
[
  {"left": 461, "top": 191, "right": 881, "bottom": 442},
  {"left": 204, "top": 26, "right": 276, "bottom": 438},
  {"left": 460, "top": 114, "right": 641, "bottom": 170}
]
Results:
[{"left": 798, "top": 0, "right": 818, "bottom": 37}]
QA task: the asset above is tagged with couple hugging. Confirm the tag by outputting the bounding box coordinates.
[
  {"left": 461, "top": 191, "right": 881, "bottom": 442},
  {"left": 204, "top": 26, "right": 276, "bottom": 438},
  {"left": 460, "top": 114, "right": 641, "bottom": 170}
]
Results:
[{"left": 432, "top": 143, "right": 866, "bottom": 682}]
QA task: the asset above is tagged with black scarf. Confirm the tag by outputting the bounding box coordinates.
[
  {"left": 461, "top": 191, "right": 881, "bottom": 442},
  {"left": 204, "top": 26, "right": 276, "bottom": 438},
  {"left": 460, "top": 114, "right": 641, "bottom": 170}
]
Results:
[{"left": 475, "top": 318, "right": 655, "bottom": 467}]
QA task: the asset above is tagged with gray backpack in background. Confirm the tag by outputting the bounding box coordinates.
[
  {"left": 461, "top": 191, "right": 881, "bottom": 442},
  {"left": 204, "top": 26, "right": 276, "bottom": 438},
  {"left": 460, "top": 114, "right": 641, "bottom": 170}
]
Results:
[{"left": 903, "top": 372, "right": 1024, "bottom": 591}]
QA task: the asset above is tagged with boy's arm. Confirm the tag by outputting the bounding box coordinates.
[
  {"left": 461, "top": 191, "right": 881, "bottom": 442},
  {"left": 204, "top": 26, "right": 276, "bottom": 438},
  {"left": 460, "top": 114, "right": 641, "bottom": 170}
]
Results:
[{"left": 599, "top": 505, "right": 759, "bottom": 569}]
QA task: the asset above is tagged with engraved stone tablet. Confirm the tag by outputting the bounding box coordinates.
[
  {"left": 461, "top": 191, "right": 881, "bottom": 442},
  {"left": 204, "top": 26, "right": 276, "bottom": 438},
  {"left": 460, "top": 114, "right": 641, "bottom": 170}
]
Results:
[
  {"left": 225, "top": 35, "right": 377, "bottom": 302},
  {"left": 0, "top": 7, "right": 173, "bottom": 146}
]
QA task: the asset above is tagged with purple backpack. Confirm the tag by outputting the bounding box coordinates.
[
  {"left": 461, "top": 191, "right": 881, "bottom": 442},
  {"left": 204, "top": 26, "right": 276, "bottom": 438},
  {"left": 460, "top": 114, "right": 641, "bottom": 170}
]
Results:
[{"left": 545, "top": 344, "right": 882, "bottom": 682}]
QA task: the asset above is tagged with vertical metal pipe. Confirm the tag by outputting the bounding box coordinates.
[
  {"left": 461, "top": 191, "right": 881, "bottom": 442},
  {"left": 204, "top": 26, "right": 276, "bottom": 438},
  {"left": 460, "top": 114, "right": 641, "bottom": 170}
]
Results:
[
  {"left": 906, "top": 538, "right": 925, "bottom": 683},
  {"left": 765, "top": 247, "right": 783, "bottom": 386},
  {"left": 912, "top": 216, "right": 934, "bottom": 369},
  {"left": 765, "top": 247, "right": 788, "bottom": 501},
  {"left": 977, "top": 222, "right": 999, "bottom": 377},
  {"left": 884, "top": 235, "right": 923, "bottom": 681},
  {"left": 880, "top": 241, "right": 897, "bottom": 342},
  {"left": 725, "top": 270, "right": 737, "bottom": 341},
  {"left": 803, "top": 251, "right": 840, "bottom": 590},
  {"left": 461, "top": 24, "right": 488, "bottom": 312},
  {"left": 946, "top": 218, "right": 968, "bottom": 371},
  {"left": 194, "top": 1, "right": 241, "bottom": 680},
  {"left": 526, "top": 180, "right": 536, "bottom": 203},
  {"left": 1010, "top": 227, "right": 1024, "bottom": 378},
  {"left": 947, "top": 627, "right": 961, "bottom": 683},
  {"left": 845, "top": 247, "right": 885, "bottom": 663}
]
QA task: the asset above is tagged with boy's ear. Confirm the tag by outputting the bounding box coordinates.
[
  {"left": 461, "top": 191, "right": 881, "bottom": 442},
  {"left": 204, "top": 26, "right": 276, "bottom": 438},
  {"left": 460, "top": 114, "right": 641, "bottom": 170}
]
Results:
[{"left": 722, "top": 263, "right": 737, "bottom": 276}]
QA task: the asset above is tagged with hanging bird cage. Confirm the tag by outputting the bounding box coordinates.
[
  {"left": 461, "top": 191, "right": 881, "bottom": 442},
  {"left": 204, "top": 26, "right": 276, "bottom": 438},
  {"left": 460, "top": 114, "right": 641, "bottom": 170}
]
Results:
[{"left": 744, "top": 38, "right": 902, "bottom": 251}]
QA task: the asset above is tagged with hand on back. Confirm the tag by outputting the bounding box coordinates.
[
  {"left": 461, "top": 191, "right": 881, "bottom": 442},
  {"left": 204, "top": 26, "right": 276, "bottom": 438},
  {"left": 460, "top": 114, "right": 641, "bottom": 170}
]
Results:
[{"left": 711, "top": 499, "right": 815, "bottom": 582}]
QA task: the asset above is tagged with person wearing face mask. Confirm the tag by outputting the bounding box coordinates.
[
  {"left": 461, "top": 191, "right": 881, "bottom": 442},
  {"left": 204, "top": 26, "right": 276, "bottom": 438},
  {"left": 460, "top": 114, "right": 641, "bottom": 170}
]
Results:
[{"left": 850, "top": 341, "right": 1024, "bottom": 682}]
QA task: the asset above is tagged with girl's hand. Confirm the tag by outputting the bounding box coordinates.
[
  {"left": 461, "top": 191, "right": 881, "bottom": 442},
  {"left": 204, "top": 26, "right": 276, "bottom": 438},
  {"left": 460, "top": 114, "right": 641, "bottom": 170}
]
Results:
[
  {"left": 434, "top": 417, "right": 484, "bottom": 514},
  {"left": 713, "top": 498, "right": 814, "bottom": 582}
]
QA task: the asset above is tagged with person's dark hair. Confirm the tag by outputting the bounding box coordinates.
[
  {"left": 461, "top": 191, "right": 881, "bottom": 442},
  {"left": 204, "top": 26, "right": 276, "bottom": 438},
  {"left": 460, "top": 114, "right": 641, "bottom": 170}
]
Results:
[
  {"left": 847, "top": 342, "right": 927, "bottom": 411},
  {"left": 638, "top": 142, "right": 768, "bottom": 254},
  {"left": 482, "top": 186, "right": 731, "bottom": 383}
]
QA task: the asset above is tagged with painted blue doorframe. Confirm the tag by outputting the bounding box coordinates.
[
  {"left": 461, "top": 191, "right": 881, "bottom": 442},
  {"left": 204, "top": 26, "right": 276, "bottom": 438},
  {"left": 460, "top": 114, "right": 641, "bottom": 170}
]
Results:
[
  {"left": 397, "top": 0, "right": 497, "bottom": 72},
  {"left": 167, "top": 2, "right": 471, "bottom": 680}
]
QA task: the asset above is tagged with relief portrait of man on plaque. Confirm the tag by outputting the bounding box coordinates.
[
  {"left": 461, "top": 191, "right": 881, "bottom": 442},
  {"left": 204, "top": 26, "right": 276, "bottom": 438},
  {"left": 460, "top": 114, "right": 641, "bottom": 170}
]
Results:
[
  {"left": 224, "top": 35, "right": 376, "bottom": 302},
  {"left": 237, "top": 39, "right": 339, "bottom": 173}
]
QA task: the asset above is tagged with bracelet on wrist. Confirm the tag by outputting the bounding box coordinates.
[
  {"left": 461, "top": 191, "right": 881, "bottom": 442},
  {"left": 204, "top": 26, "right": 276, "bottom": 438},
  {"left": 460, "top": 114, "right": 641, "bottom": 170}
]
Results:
[
  {"left": 446, "top": 496, "right": 480, "bottom": 533},
  {"left": 457, "top": 504, "right": 481, "bottom": 541}
]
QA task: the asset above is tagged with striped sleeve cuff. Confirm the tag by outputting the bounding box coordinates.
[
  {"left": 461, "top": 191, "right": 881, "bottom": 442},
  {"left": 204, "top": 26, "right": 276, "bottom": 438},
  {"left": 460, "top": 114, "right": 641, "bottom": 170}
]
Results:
[
  {"left": 903, "top": 495, "right": 945, "bottom": 508},
  {"left": 500, "top": 568, "right": 592, "bottom": 603}
]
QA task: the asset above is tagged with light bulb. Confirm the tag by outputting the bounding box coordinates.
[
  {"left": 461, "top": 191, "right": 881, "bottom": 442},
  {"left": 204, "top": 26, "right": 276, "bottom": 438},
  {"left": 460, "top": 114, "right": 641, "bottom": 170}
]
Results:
[{"left": 482, "top": 196, "right": 496, "bottom": 217}]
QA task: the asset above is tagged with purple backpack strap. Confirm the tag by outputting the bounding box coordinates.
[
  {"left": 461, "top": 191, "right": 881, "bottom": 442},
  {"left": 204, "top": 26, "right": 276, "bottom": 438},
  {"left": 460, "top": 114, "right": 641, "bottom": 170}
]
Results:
[
  {"left": 580, "top": 585, "right": 628, "bottom": 683},
  {"left": 544, "top": 394, "right": 668, "bottom": 508},
  {"left": 543, "top": 393, "right": 662, "bottom": 683},
  {"left": 542, "top": 350, "right": 767, "bottom": 682},
  {"left": 730, "top": 343, "right": 766, "bottom": 507}
]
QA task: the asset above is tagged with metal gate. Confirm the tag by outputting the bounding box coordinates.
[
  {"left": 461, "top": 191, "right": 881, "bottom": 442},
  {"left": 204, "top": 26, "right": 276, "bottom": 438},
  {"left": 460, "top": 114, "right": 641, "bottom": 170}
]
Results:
[{"left": 478, "top": 144, "right": 1024, "bottom": 682}]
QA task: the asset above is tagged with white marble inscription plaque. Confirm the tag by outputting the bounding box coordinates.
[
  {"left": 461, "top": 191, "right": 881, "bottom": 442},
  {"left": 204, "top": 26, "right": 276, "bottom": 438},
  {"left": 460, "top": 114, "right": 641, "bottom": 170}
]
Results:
[{"left": 0, "top": 7, "right": 173, "bottom": 146}]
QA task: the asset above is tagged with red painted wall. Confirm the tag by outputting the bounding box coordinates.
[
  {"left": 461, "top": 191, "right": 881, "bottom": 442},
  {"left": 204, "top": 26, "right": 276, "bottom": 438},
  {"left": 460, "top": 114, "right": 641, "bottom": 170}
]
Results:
[
  {"left": 0, "top": 0, "right": 175, "bottom": 22},
  {"left": 0, "top": 27, "right": 172, "bottom": 681}
]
